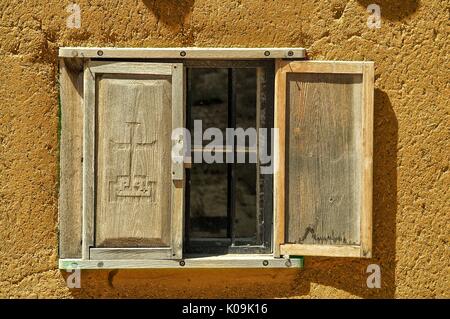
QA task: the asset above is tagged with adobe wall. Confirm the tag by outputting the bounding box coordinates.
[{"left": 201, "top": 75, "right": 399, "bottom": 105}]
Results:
[{"left": 0, "top": 0, "right": 448, "bottom": 298}]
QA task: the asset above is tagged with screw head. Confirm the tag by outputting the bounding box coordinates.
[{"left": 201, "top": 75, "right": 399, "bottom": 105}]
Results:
[
  {"left": 179, "top": 260, "right": 185, "bottom": 266},
  {"left": 180, "top": 51, "right": 186, "bottom": 57},
  {"left": 288, "top": 50, "right": 294, "bottom": 57},
  {"left": 264, "top": 51, "right": 270, "bottom": 57},
  {"left": 263, "top": 260, "right": 269, "bottom": 266},
  {"left": 285, "top": 260, "right": 292, "bottom": 267},
  {"left": 97, "top": 50, "right": 104, "bottom": 56}
]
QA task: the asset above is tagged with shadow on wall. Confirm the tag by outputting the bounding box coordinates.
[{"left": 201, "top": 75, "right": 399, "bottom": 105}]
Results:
[
  {"left": 292, "top": 90, "right": 398, "bottom": 298},
  {"left": 142, "top": 0, "right": 195, "bottom": 29},
  {"left": 356, "top": 0, "right": 420, "bottom": 20},
  {"left": 62, "top": 89, "right": 398, "bottom": 298}
]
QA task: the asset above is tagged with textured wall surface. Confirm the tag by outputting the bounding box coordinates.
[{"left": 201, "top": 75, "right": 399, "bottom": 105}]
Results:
[{"left": 0, "top": 0, "right": 448, "bottom": 298}]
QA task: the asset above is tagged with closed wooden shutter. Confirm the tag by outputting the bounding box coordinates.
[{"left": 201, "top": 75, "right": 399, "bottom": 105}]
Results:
[{"left": 82, "top": 61, "right": 184, "bottom": 260}]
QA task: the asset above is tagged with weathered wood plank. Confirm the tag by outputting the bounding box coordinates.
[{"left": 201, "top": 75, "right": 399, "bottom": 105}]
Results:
[
  {"left": 273, "top": 59, "right": 287, "bottom": 257},
  {"left": 361, "top": 63, "right": 374, "bottom": 258},
  {"left": 274, "top": 60, "right": 373, "bottom": 258},
  {"left": 171, "top": 64, "right": 185, "bottom": 181},
  {"left": 281, "top": 61, "right": 365, "bottom": 74},
  {"left": 287, "top": 72, "right": 363, "bottom": 246},
  {"left": 95, "top": 73, "right": 173, "bottom": 248},
  {"left": 184, "top": 60, "right": 271, "bottom": 68},
  {"left": 171, "top": 63, "right": 185, "bottom": 259},
  {"left": 58, "top": 58, "right": 83, "bottom": 258},
  {"left": 59, "top": 47, "right": 306, "bottom": 59},
  {"left": 89, "top": 61, "right": 173, "bottom": 75},
  {"left": 90, "top": 248, "right": 173, "bottom": 260},
  {"left": 59, "top": 255, "right": 303, "bottom": 269},
  {"left": 82, "top": 61, "right": 96, "bottom": 259},
  {"left": 261, "top": 63, "right": 275, "bottom": 251},
  {"left": 280, "top": 244, "right": 361, "bottom": 257}
]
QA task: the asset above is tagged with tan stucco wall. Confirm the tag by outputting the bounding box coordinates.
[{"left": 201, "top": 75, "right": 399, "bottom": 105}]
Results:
[{"left": 0, "top": 0, "right": 448, "bottom": 298}]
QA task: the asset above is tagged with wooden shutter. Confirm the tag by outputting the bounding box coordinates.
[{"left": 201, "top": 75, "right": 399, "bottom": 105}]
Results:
[
  {"left": 83, "top": 61, "right": 184, "bottom": 260},
  {"left": 274, "top": 60, "right": 373, "bottom": 258}
]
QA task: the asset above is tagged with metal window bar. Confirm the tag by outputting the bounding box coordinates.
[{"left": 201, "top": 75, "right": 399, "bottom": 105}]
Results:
[{"left": 227, "top": 68, "right": 237, "bottom": 244}]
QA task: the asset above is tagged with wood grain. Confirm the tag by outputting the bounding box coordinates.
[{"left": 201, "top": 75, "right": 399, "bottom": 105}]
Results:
[
  {"left": 274, "top": 60, "right": 374, "bottom": 258},
  {"left": 283, "top": 61, "right": 365, "bottom": 74},
  {"left": 59, "top": 255, "right": 303, "bottom": 269},
  {"left": 287, "top": 72, "right": 363, "bottom": 246},
  {"left": 90, "top": 248, "right": 174, "bottom": 260},
  {"left": 59, "top": 47, "right": 306, "bottom": 59},
  {"left": 82, "top": 61, "right": 96, "bottom": 259},
  {"left": 89, "top": 61, "right": 173, "bottom": 75},
  {"left": 80, "top": 61, "right": 184, "bottom": 260},
  {"left": 170, "top": 63, "right": 185, "bottom": 259},
  {"left": 95, "top": 74, "right": 173, "bottom": 248},
  {"left": 58, "top": 58, "right": 83, "bottom": 258},
  {"left": 280, "top": 244, "right": 361, "bottom": 257},
  {"left": 273, "top": 59, "right": 286, "bottom": 257},
  {"left": 361, "top": 63, "right": 374, "bottom": 258}
]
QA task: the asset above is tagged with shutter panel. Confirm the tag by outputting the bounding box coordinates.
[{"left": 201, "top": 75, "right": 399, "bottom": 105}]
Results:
[
  {"left": 274, "top": 60, "right": 373, "bottom": 258},
  {"left": 83, "top": 61, "right": 184, "bottom": 260}
]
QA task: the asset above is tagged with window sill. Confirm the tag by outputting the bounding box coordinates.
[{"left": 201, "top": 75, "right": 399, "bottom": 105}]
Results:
[{"left": 58, "top": 255, "right": 303, "bottom": 269}]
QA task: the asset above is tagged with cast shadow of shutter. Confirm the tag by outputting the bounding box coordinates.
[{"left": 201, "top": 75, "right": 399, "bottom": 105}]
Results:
[
  {"left": 142, "top": 0, "right": 195, "bottom": 32},
  {"left": 290, "top": 89, "right": 398, "bottom": 298}
]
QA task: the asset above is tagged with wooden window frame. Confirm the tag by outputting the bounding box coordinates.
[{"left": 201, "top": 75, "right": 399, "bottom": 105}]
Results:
[{"left": 58, "top": 47, "right": 372, "bottom": 269}]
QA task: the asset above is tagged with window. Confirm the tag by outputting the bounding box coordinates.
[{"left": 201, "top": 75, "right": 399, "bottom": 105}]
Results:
[
  {"left": 185, "top": 61, "right": 273, "bottom": 255},
  {"left": 58, "top": 48, "right": 373, "bottom": 269}
]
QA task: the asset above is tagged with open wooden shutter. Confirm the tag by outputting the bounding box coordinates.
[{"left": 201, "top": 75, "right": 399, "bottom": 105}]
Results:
[
  {"left": 274, "top": 60, "right": 373, "bottom": 258},
  {"left": 82, "top": 61, "right": 184, "bottom": 260}
]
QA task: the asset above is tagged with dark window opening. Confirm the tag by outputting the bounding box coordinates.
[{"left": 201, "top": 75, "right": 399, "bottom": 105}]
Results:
[{"left": 184, "top": 61, "right": 274, "bottom": 255}]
